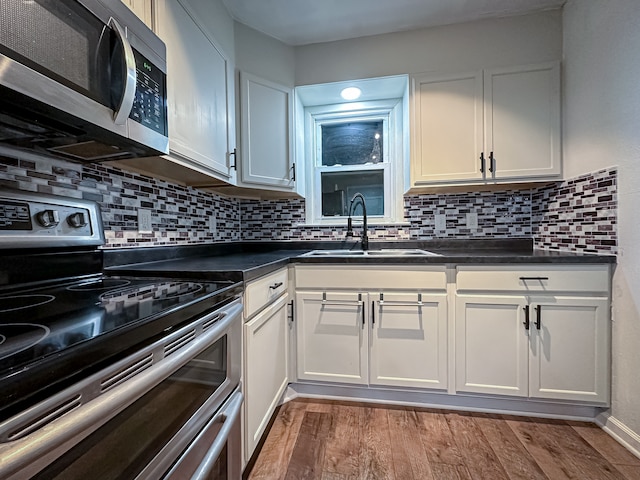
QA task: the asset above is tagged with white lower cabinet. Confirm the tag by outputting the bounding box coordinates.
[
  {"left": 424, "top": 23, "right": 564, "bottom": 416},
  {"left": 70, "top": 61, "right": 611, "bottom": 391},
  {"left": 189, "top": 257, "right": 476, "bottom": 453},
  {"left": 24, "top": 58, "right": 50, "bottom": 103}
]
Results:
[
  {"left": 455, "top": 295, "right": 529, "bottom": 397},
  {"left": 294, "top": 266, "right": 449, "bottom": 391},
  {"left": 244, "top": 293, "right": 289, "bottom": 460},
  {"left": 370, "top": 292, "right": 448, "bottom": 389},
  {"left": 528, "top": 296, "right": 609, "bottom": 403},
  {"left": 455, "top": 265, "right": 611, "bottom": 404},
  {"left": 295, "top": 291, "right": 368, "bottom": 385}
]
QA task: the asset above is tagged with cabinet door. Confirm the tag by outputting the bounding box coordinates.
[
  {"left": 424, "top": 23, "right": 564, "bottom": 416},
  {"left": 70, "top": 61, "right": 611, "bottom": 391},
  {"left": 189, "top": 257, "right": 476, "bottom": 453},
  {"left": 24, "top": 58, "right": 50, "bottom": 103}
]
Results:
[
  {"left": 484, "top": 62, "right": 561, "bottom": 179},
  {"left": 296, "top": 291, "right": 368, "bottom": 385},
  {"left": 370, "top": 292, "right": 448, "bottom": 389},
  {"left": 155, "top": 0, "right": 235, "bottom": 180},
  {"left": 244, "top": 295, "right": 289, "bottom": 459},
  {"left": 455, "top": 295, "right": 529, "bottom": 396},
  {"left": 240, "top": 72, "right": 294, "bottom": 190},
  {"left": 411, "top": 71, "right": 484, "bottom": 184},
  {"left": 529, "top": 296, "right": 609, "bottom": 404}
]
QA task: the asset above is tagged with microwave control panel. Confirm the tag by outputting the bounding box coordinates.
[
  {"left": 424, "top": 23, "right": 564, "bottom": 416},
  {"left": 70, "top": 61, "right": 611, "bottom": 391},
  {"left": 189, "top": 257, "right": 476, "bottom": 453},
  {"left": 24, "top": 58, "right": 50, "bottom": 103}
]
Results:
[{"left": 129, "top": 49, "right": 167, "bottom": 136}]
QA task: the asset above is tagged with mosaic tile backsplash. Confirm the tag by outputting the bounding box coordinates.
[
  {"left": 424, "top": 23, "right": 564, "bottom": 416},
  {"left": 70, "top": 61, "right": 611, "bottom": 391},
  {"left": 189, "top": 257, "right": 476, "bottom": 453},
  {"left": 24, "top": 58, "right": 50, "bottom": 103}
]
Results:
[
  {"left": 0, "top": 149, "right": 241, "bottom": 248},
  {"left": 0, "top": 147, "right": 617, "bottom": 254},
  {"left": 533, "top": 167, "right": 617, "bottom": 254},
  {"left": 241, "top": 190, "right": 533, "bottom": 241}
]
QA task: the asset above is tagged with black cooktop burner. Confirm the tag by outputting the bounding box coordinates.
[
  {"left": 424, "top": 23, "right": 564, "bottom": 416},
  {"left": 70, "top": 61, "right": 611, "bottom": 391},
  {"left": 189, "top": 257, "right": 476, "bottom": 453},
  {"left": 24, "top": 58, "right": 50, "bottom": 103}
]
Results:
[
  {"left": 67, "top": 279, "right": 131, "bottom": 291},
  {"left": 0, "top": 323, "right": 50, "bottom": 360},
  {"left": 0, "top": 295, "right": 55, "bottom": 312}
]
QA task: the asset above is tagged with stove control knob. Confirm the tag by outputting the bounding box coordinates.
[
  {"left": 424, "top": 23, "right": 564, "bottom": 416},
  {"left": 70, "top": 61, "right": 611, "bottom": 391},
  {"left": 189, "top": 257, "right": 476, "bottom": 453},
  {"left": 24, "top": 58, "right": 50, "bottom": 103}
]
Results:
[
  {"left": 67, "top": 212, "right": 88, "bottom": 228},
  {"left": 36, "top": 209, "right": 60, "bottom": 228}
]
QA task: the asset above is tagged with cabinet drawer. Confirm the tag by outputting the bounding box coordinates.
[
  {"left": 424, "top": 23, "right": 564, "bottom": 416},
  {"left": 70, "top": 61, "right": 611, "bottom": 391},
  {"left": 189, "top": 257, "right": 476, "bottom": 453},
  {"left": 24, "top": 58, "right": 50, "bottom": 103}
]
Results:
[
  {"left": 456, "top": 265, "right": 610, "bottom": 293},
  {"left": 244, "top": 268, "right": 288, "bottom": 319},
  {"left": 295, "top": 265, "right": 446, "bottom": 290}
]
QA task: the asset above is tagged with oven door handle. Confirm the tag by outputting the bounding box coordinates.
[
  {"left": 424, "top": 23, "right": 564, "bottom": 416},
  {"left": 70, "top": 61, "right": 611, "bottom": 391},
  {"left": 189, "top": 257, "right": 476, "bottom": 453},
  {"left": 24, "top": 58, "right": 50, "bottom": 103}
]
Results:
[{"left": 189, "top": 390, "right": 243, "bottom": 480}]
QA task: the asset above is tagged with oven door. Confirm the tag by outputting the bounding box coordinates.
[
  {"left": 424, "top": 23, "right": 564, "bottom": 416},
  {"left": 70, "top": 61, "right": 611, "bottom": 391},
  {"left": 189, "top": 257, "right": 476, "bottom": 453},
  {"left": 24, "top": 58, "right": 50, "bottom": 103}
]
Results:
[{"left": 0, "top": 299, "right": 242, "bottom": 480}]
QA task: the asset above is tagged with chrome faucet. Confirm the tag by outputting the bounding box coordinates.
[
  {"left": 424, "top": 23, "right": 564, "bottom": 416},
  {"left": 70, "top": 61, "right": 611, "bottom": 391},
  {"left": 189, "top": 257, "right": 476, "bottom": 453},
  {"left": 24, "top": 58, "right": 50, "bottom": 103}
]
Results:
[{"left": 346, "top": 192, "right": 369, "bottom": 250}]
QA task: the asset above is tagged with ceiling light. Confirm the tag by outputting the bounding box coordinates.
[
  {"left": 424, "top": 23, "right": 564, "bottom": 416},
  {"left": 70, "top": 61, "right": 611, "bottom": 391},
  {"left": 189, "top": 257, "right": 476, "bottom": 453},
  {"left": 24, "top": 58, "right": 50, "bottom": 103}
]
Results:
[{"left": 340, "top": 87, "right": 361, "bottom": 100}]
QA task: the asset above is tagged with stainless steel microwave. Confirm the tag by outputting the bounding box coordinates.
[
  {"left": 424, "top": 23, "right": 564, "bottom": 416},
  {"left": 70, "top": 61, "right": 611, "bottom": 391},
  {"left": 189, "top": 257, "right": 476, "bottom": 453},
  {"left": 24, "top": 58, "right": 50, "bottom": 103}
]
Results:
[{"left": 0, "top": 0, "right": 169, "bottom": 162}]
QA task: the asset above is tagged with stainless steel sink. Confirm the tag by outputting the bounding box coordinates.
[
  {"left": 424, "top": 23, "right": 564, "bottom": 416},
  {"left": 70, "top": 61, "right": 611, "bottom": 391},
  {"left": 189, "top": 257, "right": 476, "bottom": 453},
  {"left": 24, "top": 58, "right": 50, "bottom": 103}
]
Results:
[
  {"left": 366, "top": 249, "right": 441, "bottom": 256},
  {"left": 300, "top": 249, "right": 441, "bottom": 257}
]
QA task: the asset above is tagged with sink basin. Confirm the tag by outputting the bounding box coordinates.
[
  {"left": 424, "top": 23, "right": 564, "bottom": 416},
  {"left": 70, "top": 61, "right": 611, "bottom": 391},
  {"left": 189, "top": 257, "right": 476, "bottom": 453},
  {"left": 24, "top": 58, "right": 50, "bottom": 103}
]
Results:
[
  {"left": 301, "top": 249, "right": 441, "bottom": 257},
  {"left": 366, "top": 249, "right": 441, "bottom": 256}
]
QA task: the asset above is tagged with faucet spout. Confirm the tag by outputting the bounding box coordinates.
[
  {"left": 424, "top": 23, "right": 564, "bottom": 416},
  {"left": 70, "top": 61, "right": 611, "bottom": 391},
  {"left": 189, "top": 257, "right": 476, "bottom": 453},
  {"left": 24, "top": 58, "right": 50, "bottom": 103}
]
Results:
[{"left": 347, "top": 193, "right": 369, "bottom": 250}]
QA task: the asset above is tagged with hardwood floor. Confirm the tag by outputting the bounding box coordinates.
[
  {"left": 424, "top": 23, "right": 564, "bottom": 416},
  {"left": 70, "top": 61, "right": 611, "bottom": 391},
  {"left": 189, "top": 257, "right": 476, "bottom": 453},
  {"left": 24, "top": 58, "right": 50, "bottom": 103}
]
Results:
[{"left": 246, "top": 399, "right": 640, "bottom": 480}]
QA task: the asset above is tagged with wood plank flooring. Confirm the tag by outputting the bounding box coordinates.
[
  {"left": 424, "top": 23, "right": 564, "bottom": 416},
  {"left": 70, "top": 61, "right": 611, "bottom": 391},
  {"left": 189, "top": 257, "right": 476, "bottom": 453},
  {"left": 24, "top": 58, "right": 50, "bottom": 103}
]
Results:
[{"left": 246, "top": 399, "right": 640, "bottom": 480}]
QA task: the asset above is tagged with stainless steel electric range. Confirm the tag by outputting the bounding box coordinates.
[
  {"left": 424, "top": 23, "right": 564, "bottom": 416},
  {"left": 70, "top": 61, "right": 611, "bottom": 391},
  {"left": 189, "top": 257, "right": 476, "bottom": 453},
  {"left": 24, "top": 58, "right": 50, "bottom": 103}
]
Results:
[{"left": 0, "top": 189, "right": 243, "bottom": 479}]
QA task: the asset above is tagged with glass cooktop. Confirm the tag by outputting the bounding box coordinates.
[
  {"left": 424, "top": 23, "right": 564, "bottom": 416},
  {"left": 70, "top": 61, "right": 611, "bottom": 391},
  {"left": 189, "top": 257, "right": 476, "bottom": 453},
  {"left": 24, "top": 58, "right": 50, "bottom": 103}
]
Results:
[{"left": 0, "top": 275, "right": 240, "bottom": 418}]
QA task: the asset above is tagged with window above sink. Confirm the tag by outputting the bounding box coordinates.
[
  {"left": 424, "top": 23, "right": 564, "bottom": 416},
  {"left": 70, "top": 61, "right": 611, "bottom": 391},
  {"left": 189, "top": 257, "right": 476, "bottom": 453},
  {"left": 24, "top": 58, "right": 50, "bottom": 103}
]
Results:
[{"left": 295, "top": 75, "right": 409, "bottom": 227}]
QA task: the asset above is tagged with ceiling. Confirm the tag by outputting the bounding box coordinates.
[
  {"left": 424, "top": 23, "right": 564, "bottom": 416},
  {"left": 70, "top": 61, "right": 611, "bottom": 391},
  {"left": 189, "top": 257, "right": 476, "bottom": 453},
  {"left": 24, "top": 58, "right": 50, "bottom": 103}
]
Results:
[{"left": 222, "top": 0, "right": 566, "bottom": 46}]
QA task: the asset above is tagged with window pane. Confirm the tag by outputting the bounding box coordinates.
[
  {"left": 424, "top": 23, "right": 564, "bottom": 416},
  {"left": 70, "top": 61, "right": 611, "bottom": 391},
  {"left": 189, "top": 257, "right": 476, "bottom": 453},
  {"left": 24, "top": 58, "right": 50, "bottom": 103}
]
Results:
[
  {"left": 321, "top": 171, "right": 384, "bottom": 216},
  {"left": 321, "top": 121, "right": 383, "bottom": 166}
]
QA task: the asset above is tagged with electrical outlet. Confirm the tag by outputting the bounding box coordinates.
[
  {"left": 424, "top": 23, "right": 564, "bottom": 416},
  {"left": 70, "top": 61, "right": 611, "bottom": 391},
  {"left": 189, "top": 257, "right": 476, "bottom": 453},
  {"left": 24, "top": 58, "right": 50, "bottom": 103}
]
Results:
[
  {"left": 435, "top": 214, "right": 446, "bottom": 231},
  {"left": 467, "top": 212, "right": 478, "bottom": 230},
  {"left": 209, "top": 217, "right": 217, "bottom": 235},
  {"left": 137, "top": 208, "right": 152, "bottom": 233}
]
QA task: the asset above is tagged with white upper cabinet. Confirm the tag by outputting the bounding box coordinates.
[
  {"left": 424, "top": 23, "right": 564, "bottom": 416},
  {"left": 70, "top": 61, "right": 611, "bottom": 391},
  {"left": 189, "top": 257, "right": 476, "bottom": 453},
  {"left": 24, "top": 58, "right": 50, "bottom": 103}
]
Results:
[
  {"left": 411, "top": 71, "right": 484, "bottom": 184},
  {"left": 484, "top": 63, "right": 561, "bottom": 180},
  {"left": 239, "top": 72, "right": 296, "bottom": 191},
  {"left": 154, "top": 0, "right": 236, "bottom": 182},
  {"left": 411, "top": 61, "right": 561, "bottom": 187}
]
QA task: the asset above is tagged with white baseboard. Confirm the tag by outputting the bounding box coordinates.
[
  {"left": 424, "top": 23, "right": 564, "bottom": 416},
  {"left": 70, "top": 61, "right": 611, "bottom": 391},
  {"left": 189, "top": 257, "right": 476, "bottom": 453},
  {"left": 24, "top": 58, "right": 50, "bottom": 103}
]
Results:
[{"left": 596, "top": 411, "right": 640, "bottom": 460}]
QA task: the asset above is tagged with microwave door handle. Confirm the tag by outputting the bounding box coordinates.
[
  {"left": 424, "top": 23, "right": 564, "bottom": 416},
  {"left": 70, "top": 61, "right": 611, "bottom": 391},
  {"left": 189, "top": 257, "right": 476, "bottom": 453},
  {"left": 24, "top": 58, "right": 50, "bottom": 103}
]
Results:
[
  {"left": 109, "top": 17, "right": 137, "bottom": 126},
  {"left": 190, "top": 391, "right": 244, "bottom": 480}
]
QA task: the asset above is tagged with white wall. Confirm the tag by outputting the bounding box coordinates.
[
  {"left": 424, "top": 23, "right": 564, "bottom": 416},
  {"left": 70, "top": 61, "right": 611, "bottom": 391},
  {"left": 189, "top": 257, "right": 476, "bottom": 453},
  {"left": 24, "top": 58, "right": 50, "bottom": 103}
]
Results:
[
  {"left": 563, "top": 0, "right": 640, "bottom": 448},
  {"left": 234, "top": 22, "right": 295, "bottom": 87},
  {"left": 294, "top": 10, "right": 562, "bottom": 85}
]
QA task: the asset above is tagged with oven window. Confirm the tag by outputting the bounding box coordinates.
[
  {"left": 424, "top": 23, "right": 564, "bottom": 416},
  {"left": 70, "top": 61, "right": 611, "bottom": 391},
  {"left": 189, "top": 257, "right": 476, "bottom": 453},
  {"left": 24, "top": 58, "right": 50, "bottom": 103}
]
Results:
[{"left": 32, "top": 336, "right": 228, "bottom": 480}]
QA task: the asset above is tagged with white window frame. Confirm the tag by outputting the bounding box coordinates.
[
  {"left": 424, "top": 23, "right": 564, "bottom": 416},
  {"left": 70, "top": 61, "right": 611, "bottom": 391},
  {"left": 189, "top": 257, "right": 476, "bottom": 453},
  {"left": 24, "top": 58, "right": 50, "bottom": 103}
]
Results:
[{"left": 304, "top": 98, "right": 405, "bottom": 226}]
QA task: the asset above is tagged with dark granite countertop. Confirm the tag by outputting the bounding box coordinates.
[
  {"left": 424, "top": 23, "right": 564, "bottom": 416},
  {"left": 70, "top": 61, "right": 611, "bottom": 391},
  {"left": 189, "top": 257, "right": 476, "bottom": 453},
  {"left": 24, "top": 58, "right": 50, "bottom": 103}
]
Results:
[{"left": 104, "top": 239, "right": 616, "bottom": 284}]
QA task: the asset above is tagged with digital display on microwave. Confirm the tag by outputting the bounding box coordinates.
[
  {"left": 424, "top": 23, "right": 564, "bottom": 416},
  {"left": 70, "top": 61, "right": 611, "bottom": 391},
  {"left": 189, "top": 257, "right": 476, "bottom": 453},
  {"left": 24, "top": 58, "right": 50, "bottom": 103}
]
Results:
[{"left": 129, "top": 49, "right": 167, "bottom": 137}]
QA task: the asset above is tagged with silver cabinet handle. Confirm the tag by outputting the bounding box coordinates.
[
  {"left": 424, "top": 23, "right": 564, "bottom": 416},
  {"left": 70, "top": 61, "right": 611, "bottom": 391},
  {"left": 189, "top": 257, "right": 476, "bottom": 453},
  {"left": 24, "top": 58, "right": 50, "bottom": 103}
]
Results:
[
  {"left": 189, "top": 391, "right": 243, "bottom": 480},
  {"left": 379, "top": 292, "right": 423, "bottom": 307},
  {"left": 109, "top": 17, "right": 137, "bottom": 125}
]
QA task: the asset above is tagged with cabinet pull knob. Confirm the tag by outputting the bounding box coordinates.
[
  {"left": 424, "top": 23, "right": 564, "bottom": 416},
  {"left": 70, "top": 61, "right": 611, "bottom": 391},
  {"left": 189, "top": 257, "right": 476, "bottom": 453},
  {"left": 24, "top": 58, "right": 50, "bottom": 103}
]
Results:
[
  {"left": 535, "top": 305, "right": 542, "bottom": 330},
  {"left": 488, "top": 151, "right": 495, "bottom": 173},
  {"left": 519, "top": 277, "right": 549, "bottom": 282},
  {"left": 480, "top": 152, "right": 486, "bottom": 173},
  {"left": 523, "top": 305, "right": 530, "bottom": 330},
  {"left": 290, "top": 163, "right": 296, "bottom": 181},
  {"left": 269, "top": 282, "right": 283, "bottom": 290}
]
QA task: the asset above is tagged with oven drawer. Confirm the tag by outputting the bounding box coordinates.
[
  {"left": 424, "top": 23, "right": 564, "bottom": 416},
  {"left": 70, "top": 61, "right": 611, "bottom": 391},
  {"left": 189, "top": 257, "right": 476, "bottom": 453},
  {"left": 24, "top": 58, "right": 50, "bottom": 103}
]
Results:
[
  {"left": 244, "top": 267, "right": 288, "bottom": 320},
  {"left": 162, "top": 389, "right": 243, "bottom": 480}
]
